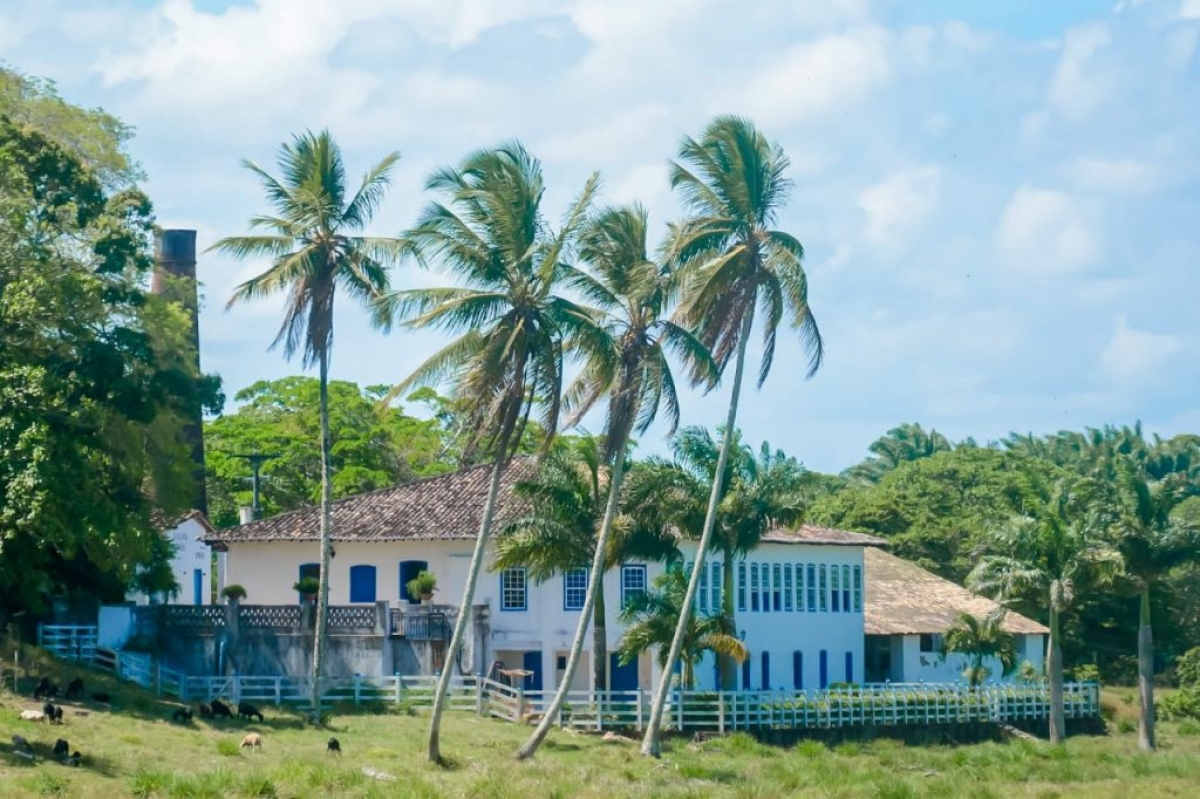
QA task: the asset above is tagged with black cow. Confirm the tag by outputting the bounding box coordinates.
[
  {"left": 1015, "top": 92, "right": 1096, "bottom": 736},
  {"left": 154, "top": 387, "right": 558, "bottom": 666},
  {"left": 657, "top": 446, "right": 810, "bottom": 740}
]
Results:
[
  {"left": 43, "top": 702, "right": 64, "bottom": 724},
  {"left": 327, "top": 737, "right": 341, "bottom": 755},
  {"left": 198, "top": 702, "right": 213, "bottom": 719},
  {"left": 64, "top": 678, "right": 83, "bottom": 701},
  {"left": 63, "top": 751, "right": 82, "bottom": 767},
  {"left": 171, "top": 707, "right": 193, "bottom": 723},
  {"left": 237, "top": 702, "right": 264, "bottom": 722},
  {"left": 209, "top": 698, "right": 233, "bottom": 719},
  {"left": 53, "top": 739, "right": 69, "bottom": 759},
  {"left": 34, "top": 678, "right": 58, "bottom": 700}
]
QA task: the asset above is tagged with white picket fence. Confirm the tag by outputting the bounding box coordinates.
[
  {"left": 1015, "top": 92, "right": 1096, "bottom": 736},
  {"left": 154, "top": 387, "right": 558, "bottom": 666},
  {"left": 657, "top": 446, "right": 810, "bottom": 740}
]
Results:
[{"left": 37, "top": 624, "right": 97, "bottom": 663}]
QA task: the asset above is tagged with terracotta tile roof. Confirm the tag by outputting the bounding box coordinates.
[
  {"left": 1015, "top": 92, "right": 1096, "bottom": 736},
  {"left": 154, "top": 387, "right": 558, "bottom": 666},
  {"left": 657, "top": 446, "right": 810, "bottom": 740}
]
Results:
[
  {"left": 203, "top": 461, "right": 531, "bottom": 544},
  {"left": 153, "top": 509, "right": 216, "bottom": 537},
  {"left": 761, "top": 523, "right": 888, "bottom": 547},
  {"left": 863, "top": 547, "right": 1048, "bottom": 636}
]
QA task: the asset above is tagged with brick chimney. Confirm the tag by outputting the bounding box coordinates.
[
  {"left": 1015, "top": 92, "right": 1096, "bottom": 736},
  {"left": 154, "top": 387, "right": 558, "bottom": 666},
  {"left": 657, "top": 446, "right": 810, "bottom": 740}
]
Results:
[{"left": 152, "top": 229, "right": 207, "bottom": 514}]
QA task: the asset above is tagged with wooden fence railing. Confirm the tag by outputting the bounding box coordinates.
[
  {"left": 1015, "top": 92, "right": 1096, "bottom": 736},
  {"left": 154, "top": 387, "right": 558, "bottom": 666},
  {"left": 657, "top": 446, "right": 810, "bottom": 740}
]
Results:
[{"left": 37, "top": 624, "right": 97, "bottom": 663}]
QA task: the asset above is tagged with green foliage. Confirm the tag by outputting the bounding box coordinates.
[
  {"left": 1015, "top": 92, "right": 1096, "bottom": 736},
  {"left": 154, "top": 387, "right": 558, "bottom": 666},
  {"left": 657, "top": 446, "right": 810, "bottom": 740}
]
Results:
[
  {"left": 1159, "top": 689, "right": 1200, "bottom": 721},
  {"left": 0, "top": 114, "right": 220, "bottom": 615},
  {"left": 1177, "top": 647, "right": 1200, "bottom": 687},
  {"left": 405, "top": 570, "right": 437, "bottom": 601},
  {"left": 221, "top": 583, "right": 248, "bottom": 601},
  {"left": 942, "top": 612, "right": 1019, "bottom": 687},
  {"left": 204, "top": 377, "right": 453, "bottom": 528},
  {"left": 293, "top": 576, "right": 320, "bottom": 596}
]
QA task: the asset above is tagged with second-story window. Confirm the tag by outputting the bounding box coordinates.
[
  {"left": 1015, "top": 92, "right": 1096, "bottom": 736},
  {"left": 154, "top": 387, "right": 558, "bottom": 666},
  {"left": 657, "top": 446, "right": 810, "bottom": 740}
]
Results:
[
  {"left": 819, "top": 565, "right": 828, "bottom": 612},
  {"left": 784, "top": 564, "right": 794, "bottom": 612},
  {"left": 563, "top": 567, "right": 588, "bottom": 611},
  {"left": 842, "top": 565, "right": 852, "bottom": 612},
  {"left": 501, "top": 568, "right": 527, "bottom": 611},
  {"left": 698, "top": 561, "right": 708, "bottom": 612},
  {"left": 806, "top": 564, "right": 817, "bottom": 612},
  {"left": 738, "top": 561, "right": 747, "bottom": 612},
  {"left": 750, "top": 563, "right": 761, "bottom": 612},
  {"left": 831, "top": 565, "right": 841, "bottom": 612},
  {"left": 621, "top": 564, "right": 647, "bottom": 609},
  {"left": 853, "top": 565, "right": 863, "bottom": 612},
  {"left": 711, "top": 561, "right": 722, "bottom": 611},
  {"left": 772, "top": 563, "right": 782, "bottom": 612}
]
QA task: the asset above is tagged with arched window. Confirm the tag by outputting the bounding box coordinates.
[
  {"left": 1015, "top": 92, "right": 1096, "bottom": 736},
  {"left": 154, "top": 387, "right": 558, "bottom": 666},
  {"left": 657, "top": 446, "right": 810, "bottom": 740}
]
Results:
[{"left": 349, "top": 565, "right": 376, "bottom": 603}]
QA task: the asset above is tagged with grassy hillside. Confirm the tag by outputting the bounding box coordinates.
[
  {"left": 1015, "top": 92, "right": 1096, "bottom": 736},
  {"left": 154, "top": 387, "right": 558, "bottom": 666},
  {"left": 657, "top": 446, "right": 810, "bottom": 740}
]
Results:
[{"left": 2, "top": 649, "right": 1199, "bottom": 798}]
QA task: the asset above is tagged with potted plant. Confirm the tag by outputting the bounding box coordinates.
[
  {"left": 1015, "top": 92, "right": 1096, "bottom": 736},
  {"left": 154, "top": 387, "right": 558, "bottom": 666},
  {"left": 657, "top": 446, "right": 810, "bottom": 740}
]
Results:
[
  {"left": 221, "top": 584, "right": 247, "bottom": 604},
  {"left": 406, "top": 571, "right": 438, "bottom": 604},
  {"left": 293, "top": 576, "right": 320, "bottom": 603}
]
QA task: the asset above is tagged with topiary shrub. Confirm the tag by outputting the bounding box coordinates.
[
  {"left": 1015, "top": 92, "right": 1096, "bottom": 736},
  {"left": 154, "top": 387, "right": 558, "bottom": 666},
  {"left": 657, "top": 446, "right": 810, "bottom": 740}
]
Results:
[{"left": 221, "top": 584, "right": 247, "bottom": 602}]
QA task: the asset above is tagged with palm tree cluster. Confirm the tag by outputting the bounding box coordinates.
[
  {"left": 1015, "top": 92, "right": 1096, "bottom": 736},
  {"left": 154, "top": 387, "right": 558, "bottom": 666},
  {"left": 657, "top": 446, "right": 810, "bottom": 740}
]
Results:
[{"left": 217, "top": 117, "right": 824, "bottom": 763}]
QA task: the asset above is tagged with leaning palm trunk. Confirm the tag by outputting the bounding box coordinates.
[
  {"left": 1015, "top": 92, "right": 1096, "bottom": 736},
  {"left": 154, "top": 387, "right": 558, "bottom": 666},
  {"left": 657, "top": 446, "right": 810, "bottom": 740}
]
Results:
[
  {"left": 1047, "top": 606, "right": 1065, "bottom": 744},
  {"left": 719, "top": 552, "right": 737, "bottom": 690},
  {"left": 310, "top": 351, "right": 334, "bottom": 716},
  {"left": 1137, "top": 584, "right": 1156, "bottom": 751},
  {"left": 427, "top": 429, "right": 515, "bottom": 764},
  {"left": 516, "top": 445, "right": 629, "bottom": 760},
  {"left": 642, "top": 309, "right": 754, "bottom": 757},
  {"left": 593, "top": 579, "right": 608, "bottom": 694}
]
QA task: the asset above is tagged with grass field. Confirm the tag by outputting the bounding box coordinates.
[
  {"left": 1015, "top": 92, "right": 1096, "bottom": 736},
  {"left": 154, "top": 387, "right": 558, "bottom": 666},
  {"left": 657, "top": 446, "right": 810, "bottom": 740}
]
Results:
[{"left": 2, "top": 651, "right": 1199, "bottom": 798}]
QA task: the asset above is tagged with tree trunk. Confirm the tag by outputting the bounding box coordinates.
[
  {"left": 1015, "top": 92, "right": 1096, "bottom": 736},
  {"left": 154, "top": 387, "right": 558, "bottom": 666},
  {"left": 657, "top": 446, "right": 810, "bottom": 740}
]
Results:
[
  {"left": 310, "top": 350, "right": 333, "bottom": 716},
  {"left": 516, "top": 445, "right": 628, "bottom": 760},
  {"left": 594, "top": 579, "right": 608, "bottom": 694},
  {"left": 719, "top": 550, "right": 737, "bottom": 691},
  {"left": 1138, "top": 583, "right": 1156, "bottom": 752},
  {"left": 641, "top": 307, "right": 754, "bottom": 758},
  {"left": 427, "top": 425, "right": 515, "bottom": 764},
  {"left": 1048, "top": 605, "right": 1065, "bottom": 745}
]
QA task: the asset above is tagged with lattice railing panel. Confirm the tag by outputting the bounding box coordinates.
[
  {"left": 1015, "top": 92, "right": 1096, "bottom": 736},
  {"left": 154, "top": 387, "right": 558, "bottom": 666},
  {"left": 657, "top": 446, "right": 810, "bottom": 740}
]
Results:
[
  {"left": 240, "top": 605, "right": 301, "bottom": 629},
  {"left": 327, "top": 605, "right": 376, "bottom": 631},
  {"left": 163, "top": 605, "right": 226, "bottom": 630}
]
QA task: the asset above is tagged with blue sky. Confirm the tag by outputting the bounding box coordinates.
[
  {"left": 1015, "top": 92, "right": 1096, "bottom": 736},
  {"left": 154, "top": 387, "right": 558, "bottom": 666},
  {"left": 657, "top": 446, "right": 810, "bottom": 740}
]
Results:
[{"left": 2, "top": 0, "right": 1197, "bottom": 473}]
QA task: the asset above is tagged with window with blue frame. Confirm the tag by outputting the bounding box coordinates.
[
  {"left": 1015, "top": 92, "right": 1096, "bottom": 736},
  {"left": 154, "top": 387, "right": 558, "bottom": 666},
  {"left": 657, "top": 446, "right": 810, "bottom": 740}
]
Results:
[
  {"left": 842, "top": 565, "right": 851, "bottom": 612},
  {"left": 501, "top": 568, "right": 527, "bottom": 611},
  {"left": 738, "top": 561, "right": 747, "bottom": 612},
  {"left": 818, "top": 565, "right": 828, "bottom": 612},
  {"left": 853, "top": 565, "right": 862, "bottom": 612},
  {"left": 621, "top": 564, "right": 647, "bottom": 608},
  {"left": 750, "top": 564, "right": 760, "bottom": 612},
  {"left": 796, "top": 563, "right": 806, "bottom": 612},
  {"left": 563, "top": 567, "right": 588, "bottom": 611},
  {"left": 806, "top": 564, "right": 816, "bottom": 611},
  {"left": 349, "top": 565, "right": 377, "bottom": 603},
  {"left": 831, "top": 566, "right": 841, "bottom": 612},
  {"left": 698, "top": 561, "right": 708, "bottom": 612},
  {"left": 759, "top": 562, "right": 770, "bottom": 612},
  {"left": 761, "top": 651, "right": 771, "bottom": 690},
  {"left": 784, "top": 564, "right": 794, "bottom": 612},
  {"left": 792, "top": 651, "right": 803, "bottom": 689},
  {"left": 819, "top": 649, "right": 829, "bottom": 688},
  {"left": 772, "top": 564, "right": 782, "bottom": 611},
  {"left": 845, "top": 651, "right": 854, "bottom": 683},
  {"left": 711, "top": 561, "right": 722, "bottom": 611}
]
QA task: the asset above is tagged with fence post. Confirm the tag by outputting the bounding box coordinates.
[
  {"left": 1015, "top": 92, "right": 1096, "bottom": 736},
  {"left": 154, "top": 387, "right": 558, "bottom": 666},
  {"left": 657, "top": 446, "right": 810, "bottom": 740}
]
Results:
[
  {"left": 354, "top": 676, "right": 362, "bottom": 706},
  {"left": 597, "top": 689, "right": 603, "bottom": 732},
  {"left": 395, "top": 674, "right": 403, "bottom": 706},
  {"left": 636, "top": 687, "right": 644, "bottom": 732},
  {"left": 156, "top": 662, "right": 163, "bottom": 697},
  {"left": 516, "top": 686, "right": 526, "bottom": 724},
  {"left": 475, "top": 677, "right": 484, "bottom": 717},
  {"left": 676, "top": 689, "right": 684, "bottom": 732},
  {"left": 718, "top": 690, "right": 725, "bottom": 734}
]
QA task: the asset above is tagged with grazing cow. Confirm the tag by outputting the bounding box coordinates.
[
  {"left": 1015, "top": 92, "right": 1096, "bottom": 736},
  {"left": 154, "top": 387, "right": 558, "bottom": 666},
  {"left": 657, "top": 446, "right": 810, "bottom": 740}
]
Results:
[
  {"left": 326, "top": 737, "right": 341, "bottom": 755},
  {"left": 91, "top": 692, "right": 111, "bottom": 704},
  {"left": 12, "top": 734, "right": 32, "bottom": 753},
  {"left": 237, "top": 702, "right": 264, "bottom": 722},
  {"left": 64, "top": 678, "right": 83, "bottom": 701},
  {"left": 52, "top": 705, "right": 63, "bottom": 724},
  {"left": 19, "top": 710, "right": 45, "bottom": 722},
  {"left": 171, "top": 707, "right": 193, "bottom": 723},
  {"left": 240, "top": 733, "right": 262, "bottom": 750},
  {"left": 198, "top": 703, "right": 213, "bottom": 719},
  {"left": 42, "top": 701, "right": 56, "bottom": 720},
  {"left": 53, "top": 739, "right": 69, "bottom": 759},
  {"left": 209, "top": 699, "right": 233, "bottom": 719},
  {"left": 34, "top": 678, "right": 58, "bottom": 700}
]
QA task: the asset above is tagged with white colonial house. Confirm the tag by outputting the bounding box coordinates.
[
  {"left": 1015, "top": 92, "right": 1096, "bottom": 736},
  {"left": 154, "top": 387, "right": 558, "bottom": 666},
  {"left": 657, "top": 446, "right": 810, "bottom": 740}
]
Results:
[
  {"left": 128, "top": 510, "right": 216, "bottom": 606},
  {"left": 203, "top": 463, "right": 1045, "bottom": 692}
]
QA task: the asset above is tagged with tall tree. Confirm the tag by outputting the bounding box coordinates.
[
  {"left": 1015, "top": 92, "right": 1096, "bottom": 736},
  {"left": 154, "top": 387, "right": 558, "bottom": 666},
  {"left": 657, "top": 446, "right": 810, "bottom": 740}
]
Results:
[
  {"left": 642, "top": 115, "right": 823, "bottom": 757},
  {"left": 212, "top": 130, "right": 402, "bottom": 714},
  {"left": 969, "top": 477, "right": 1119, "bottom": 744},
  {"left": 1107, "top": 457, "right": 1200, "bottom": 751},
  {"left": 618, "top": 568, "right": 748, "bottom": 690},
  {"left": 941, "top": 612, "right": 1018, "bottom": 688},
  {"left": 383, "top": 143, "right": 599, "bottom": 764},
  {"left": 847, "top": 423, "right": 953, "bottom": 483},
  {"left": 514, "top": 204, "right": 715, "bottom": 759}
]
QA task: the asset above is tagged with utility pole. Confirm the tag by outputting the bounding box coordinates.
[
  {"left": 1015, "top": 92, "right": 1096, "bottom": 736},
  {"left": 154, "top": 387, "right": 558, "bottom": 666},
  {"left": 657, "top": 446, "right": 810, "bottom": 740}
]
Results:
[{"left": 230, "top": 453, "right": 280, "bottom": 520}]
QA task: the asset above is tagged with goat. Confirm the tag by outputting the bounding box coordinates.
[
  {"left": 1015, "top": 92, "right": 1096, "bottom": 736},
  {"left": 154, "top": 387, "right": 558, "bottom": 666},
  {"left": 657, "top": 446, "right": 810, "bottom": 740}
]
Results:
[
  {"left": 237, "top": 701, "right": 264, "bottom": 722},
  {"left": 209, "top": 698, "right": 233, "bottom": 719},
  {"left": 53, "top": 739, "right": 69, "bottom": 759},
  {"left": 90, "top": 692, "right": 111, "bottom": 704},
  {"left": 171, "top": 707, "right": 193, "bottom": 723},
  {"left": 19, "top": 710, "right": 45, "bottom": 722},
  {"left": 33, "top": 678, "right": 58, "bottom": 700},
  {"left": 327, "top": 736, "right": 341, "bottom": 755},
  {"left": 198, "top": 702, "right": 213, "bottom": 719},
  {"left": 64, "top": 678, "right": 83, "bottom": 701},
  {"left": 240, "top": 733, "right": 262, "bottom": 750}
]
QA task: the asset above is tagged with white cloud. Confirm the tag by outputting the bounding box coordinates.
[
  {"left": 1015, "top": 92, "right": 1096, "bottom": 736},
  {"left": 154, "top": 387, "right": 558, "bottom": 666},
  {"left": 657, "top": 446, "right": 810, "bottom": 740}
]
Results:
[
  {"left": 1099, "top": 314, "right": 1181, "bottom": 384},
  {"left": 1181, "top": 0, "right": 1200, "bottom": 20},
  {"left": 994, "top": 186, "right": 1099, "bottom": 274},
  {"left": 1048, "top": 23, "right": 1113, "bottom": 120},
  {"left": 1066, "top": 156, "right": 1160, "bottom": 194},
  {"left": 858, "top": 165, "right": 940, "bottom": 245},
  {"left": 732, "top": 28, "right": 891, "bottom": 127}
]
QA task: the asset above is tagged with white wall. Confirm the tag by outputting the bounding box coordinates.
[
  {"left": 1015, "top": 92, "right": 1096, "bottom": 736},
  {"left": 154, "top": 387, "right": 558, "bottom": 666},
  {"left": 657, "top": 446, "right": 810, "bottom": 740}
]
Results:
[
  {"left": 226, "top": 538, "right": 868, "bottom": 692},
  {"left": 889, "top": 633, "right": 1046, "bottom": 684},
  {"left": 128, "top": 517, "right": 213, "bottom": 605}
]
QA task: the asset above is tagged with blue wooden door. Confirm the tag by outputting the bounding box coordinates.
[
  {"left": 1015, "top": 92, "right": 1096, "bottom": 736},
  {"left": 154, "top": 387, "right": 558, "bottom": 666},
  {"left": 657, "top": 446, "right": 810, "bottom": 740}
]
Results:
[
  {"left": 522, "top": 651, "right": 542, "bottom": 691},
  {"left": 610, "top": 653, "right": 638, "bottom": 692},
  {"left": 193, "top": 569, "right": 203, "bottom": 605},
  {"left": 761, "top": 652, "right": 771, "bottom": 690},
  {"left": 845, "top": 651, "right": 854, "bottom": 684},
  {"left": 819, "top": 650, "right": 829, "bottom": 688},
  {"left": 350, "top": 565, "right": 376, "bottom": 603},
  {"left": 741, "top": 654, "right": 752, "bottom": 690},
  {"left": 398, "top": 560, "right": 429, "bottom": 604}
]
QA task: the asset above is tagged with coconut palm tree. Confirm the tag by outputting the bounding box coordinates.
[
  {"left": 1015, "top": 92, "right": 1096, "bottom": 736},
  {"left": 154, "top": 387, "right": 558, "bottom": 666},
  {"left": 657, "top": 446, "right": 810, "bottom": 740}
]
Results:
[
  {"left": 1108, "top": 456, "right": 1200, "bottom": 751},
  {"left": 969, "top": 477, "right": 1119, "bottom": 744},
  {"left": 847, "top": 423, "right": 953, "bottom": 483},
  {"left": 941, "top": 611, "right": 1019, "bottom": 688},
  {"left": 212, "top": 130, "right": 402, "bottom": 713},
  {"left": 513, "top": 204, "right": 716, "bottom": 760},
  {"left": 382, "top": 142, "right": 599, "bottom": 764},
  {"left": 618, "top": 568, "right": 748, "bottom": 690},
  {"left": 642, "top": 115, "right": 823, "bottom": 757}
]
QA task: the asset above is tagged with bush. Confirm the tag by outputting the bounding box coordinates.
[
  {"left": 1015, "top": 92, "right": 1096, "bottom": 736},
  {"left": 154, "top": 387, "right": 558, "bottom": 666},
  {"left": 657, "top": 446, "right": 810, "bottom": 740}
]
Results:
[
  {"left": 293, "top": 576, "right": 320, "bottom": 596},
  {"left": 406, "top": 570, "right": 438, "bottom": 601},
  {"left": 1072, "top": 664, "right": 1101, "bottom": 683},
  {"left": 221, "top": 584, "right": 247, "bottom": 601},
  {"left": 1176, "top": 647, "right": 1200, "bottom": 688},
  {"left": 1158, "top": 687, "right": 1200, "bottom": 721}
]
